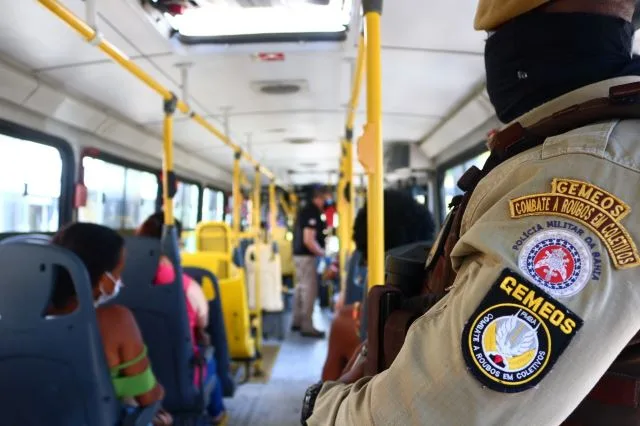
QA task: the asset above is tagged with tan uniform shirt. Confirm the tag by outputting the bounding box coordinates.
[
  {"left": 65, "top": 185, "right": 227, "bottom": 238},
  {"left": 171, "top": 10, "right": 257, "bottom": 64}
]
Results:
[{"left": 309, "top": 76, "right": 640, "bottom": 426}]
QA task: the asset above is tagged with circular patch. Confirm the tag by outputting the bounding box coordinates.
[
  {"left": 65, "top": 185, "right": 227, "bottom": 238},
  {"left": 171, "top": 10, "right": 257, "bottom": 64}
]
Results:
[
  {"left": 518, "top": 229, "right": 592, "bottom": 298},
  {"left": 467, "top": 304, "right": 550, "bottom": 392}
]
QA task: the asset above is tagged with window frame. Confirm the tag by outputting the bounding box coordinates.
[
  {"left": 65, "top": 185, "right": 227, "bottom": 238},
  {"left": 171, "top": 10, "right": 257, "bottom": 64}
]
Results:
[
  {"left": 0, "top": 118, "right": 74, "bottom": 231},
  {"left": 173, "top": 177, "right": 203, "bottom": 230},
  {"left": 201, "top": 184, "right": 227, "bottom": 223},
  {"left": 435, "top": 141, "right": 489, "bottom": 224},
  {"left": 80, "top": 150, "right": 162, "bottom": 231}
]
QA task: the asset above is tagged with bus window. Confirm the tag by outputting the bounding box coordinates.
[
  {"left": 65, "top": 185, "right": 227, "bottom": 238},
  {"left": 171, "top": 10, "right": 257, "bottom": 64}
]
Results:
[
  {"left": 79, "top": 156, "right": 159, "bottom": 230},
  {"left": 79, "top": 157, "right": 126, "bottom": 229},
  {"left": 0, "top": 134, "right": 62, "bottom": 232},
  {"left": 175, "top": 181, "right": 200, "bottom": 230},
  {"left": 441, "top": 150, "right": 490, "bottom": 219},
  {"left": 123, "top": 168, "right": 158, "bottom": 229},
  {"left": 202, "top": 187, "right": 224, "bottom": 222}
]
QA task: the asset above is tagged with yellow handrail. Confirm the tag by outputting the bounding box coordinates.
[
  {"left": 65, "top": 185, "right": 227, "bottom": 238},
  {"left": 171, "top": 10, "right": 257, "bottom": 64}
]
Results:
[
  {"left": 363, "top": 1, "right": 385, "bottom": 289},
  {"left": 232, "top": 152, "right": 242, "bottom": 233},
  {"left": 162, "top": 97, "right": 177, "bottom": 225},
  {"left": 269, "top": 181, "right": 277, "bottom": 232},
  {"left": 37, "top": 0, "right": 274, "bottom": 181},
  {"left": 252, "top": 168, "right": 263, "bottom": 373}
]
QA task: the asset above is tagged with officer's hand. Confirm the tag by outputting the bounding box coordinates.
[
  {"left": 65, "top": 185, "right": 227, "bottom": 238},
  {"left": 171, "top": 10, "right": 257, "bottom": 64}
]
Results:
[
  {"left": 339, "top": 353, "right": 365, "bottom": 384},
  {"left": 339, "top": 342, "right": 367, "bottom": 384}
]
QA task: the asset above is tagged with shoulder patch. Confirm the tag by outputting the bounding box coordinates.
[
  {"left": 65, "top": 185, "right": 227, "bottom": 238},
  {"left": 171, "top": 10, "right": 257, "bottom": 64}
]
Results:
[
  {"left": 509, "top": 178, "right": 640, "bottom": 269},
  {"left": 518, "top": 229, "right": 592, "bottom": 298},
  {"left": 462, "top": 269, "right": 583, "bottom": 393}
]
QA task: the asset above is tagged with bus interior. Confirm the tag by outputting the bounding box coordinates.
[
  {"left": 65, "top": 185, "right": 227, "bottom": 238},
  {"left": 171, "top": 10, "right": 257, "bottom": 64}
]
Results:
[{"left": 0, "top": 0, "right": 613, "bottom": 425}]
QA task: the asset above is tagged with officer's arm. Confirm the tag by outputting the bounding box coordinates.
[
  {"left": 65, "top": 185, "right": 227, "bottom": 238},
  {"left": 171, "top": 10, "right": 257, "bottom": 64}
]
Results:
[
  {"left": 306, "top": 164, "right": 640, "bottom": 425},
  {"left": 303, "top": 228, "right": 323, "bottom": 256}
]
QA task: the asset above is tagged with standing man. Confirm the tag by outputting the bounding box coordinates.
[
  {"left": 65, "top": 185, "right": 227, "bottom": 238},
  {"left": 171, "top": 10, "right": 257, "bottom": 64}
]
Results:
[
  {"left": 291, "top": 185, "right": 331, "bottom": 338},
  {"left": 301, "top": 0, "right": 640, "bottom": 424}
]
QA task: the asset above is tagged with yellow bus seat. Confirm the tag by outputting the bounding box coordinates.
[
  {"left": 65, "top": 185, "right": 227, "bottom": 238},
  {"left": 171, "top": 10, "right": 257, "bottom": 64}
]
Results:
[
  {"left": 195, "top": 221, "right": 232, "bottom": 253},
  {"left": 272, "top": 226, "right": 294, "bottom": 277},
  {"left": 182, "top": 252, "right": 256, "bottom": 361},
  {"left": 195, "top": 221, "right": 235, "bottom": 278},
  {"left": 245, "top": 243, "right": 284, "bottom": 313}
]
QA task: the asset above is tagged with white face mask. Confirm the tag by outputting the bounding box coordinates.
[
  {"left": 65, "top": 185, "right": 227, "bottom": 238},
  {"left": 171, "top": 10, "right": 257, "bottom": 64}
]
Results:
[{"left": 94, "top": 272, "right": 123, "bottom": 307}]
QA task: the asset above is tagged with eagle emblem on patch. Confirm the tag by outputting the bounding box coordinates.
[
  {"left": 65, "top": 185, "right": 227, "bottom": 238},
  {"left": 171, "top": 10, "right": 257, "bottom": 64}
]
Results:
[
  {"left": 462, "top": 269, "right": 583, "bottom": 393},
  {"left": 518, "top": 230, "right": 592, "bottom": 298}
]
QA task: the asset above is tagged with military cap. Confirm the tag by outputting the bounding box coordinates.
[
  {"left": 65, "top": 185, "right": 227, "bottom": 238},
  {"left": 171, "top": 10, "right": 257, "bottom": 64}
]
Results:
[{"left": 475, "top": 0, "right": 548, "bottom": 30}]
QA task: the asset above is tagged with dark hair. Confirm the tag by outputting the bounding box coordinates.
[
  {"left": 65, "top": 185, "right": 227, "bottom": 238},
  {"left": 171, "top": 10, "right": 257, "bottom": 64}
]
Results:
[
  {"left": 353, "top": 189, "right": 436, "bottom": 261},
  {"left": 137, "top": 212, "right": 183, "bottom": 239},
  {"left": 311, "top": 184, "right": 330, "bottom": 200},
  {"left": 51, "top": 222, "right": 125, "bottom": 308}
]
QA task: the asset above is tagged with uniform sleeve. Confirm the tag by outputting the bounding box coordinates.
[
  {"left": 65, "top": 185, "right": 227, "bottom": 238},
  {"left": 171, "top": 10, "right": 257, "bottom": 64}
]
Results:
[
  {"left": 300, "top": 207, "right": 319, "bottom": 230},
  {"left": 308, "top": 152, "right": 640, "bottom": 425}
]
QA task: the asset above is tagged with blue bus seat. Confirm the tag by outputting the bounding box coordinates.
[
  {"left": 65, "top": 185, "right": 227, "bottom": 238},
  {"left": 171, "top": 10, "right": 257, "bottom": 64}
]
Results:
[
  {"left": 111, "top": 232, "right": 202, "bottom": 417},
  {"left": 0, "top": 242, "right": 158, "bottom": 426},
  {"left": 233, "top": 238, "right": 253, "bottom": 268},
  {"left": 0, "top": 233, "right": 51, "bottom": 245},
  {"left": 182, "top": 267, "right": 236, "bottom": 398}
]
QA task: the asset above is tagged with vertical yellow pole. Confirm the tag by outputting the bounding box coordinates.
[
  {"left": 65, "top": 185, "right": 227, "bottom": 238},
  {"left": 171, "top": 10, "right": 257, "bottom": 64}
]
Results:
[
  {"left": 232, "top": 151, "right": 242, "bottom": 234},
  {"left": 253, "top": 168, "right": 262, "bottom": 236},
  {"left": 364, "top": 3, "right": 384, "bottom": 289},
  {"left": 162, "top": 94, "right": 177, "bottom": 226},
  {"left": 269, "top": 181, "right": 277, "bottom": 236},
  {"left": 290, "top": 192, "right": 298, "bottom": 222},
  {"left": 253, "top": 167, "right": 263, "bottom": 374}
]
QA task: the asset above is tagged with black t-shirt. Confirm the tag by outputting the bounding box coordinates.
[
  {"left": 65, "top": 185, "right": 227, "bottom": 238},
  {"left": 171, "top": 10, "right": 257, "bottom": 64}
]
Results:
[{"left": 293, "top": 203, "right": 326, "bottom": 256}]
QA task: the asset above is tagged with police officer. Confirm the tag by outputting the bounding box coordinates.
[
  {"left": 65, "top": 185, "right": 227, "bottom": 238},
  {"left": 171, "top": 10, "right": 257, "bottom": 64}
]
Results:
[
  {"left": 301, "top": 0, "right": 640, "bottom": 424},
  {"left": 291, "top": 185, "right": 331, "bottom": 338}
]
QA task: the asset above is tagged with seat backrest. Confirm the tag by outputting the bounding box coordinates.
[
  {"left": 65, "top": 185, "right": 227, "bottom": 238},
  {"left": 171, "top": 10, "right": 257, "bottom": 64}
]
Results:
[
  {"left": 245, "top": 243, "right": 284, "bottom": 312},
  {"left": 0, "top": 243, "right": 120, "bottom": 426},
  {"left": 182, "top": 267, "right": 235, "bottom": 398},
  {"left": 0, "top": 234, "right": 51, "bottom": 245},
  {"left": 272, "top": 227, "right": 294, "bottom": 276},
  {"left": 181, "top": 252, "right": 255, "bottom": 360},
  {"left": 195, "top": 221, "right": 232, "bottom": 254},
  {"left": 110, "top": 234, "right": 198, "bottom": 412}
]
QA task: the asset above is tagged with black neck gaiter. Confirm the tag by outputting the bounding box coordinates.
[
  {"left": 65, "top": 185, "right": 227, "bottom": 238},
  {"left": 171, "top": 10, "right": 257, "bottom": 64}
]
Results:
[{"left": 485, "top": 12, "right": 640, "bottom": 123}]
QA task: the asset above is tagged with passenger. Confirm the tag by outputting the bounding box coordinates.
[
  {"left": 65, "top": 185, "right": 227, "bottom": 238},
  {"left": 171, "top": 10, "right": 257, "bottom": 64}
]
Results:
[
  {"left": 302, "top": 1, "right": 640, "bottom": 424},
  {"left": 136, "top": 212, "right": 209, "bottom": 348},
  {"left": 136, "top": 212, "right": 227, "bottom": 425},
  {"left": 49, "top": 223, "right": 172, "bottom": 426},
  {"left": 321, "top": 189, "right": 435, "bottom": 381},
  {"left": 291, "top": 184, "right": 332, "bottom": 338}
]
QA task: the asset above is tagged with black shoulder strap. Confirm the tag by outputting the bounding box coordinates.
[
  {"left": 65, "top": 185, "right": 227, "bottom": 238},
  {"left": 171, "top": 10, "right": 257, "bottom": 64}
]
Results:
[{"left": 426, "top": 81, "right": 640, "bottom": 273}]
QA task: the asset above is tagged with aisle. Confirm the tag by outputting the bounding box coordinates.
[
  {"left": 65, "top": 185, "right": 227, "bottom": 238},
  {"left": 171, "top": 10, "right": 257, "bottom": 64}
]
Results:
[{"left": 225, "top": 308, "right": 332, "bottom": 426}]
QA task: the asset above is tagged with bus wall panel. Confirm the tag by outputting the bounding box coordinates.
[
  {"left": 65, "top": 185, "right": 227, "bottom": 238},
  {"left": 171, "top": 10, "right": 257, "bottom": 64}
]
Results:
[
  {"left": 22, "top": 85, "right": 108, "bottom": 134},
  {"left": 0, "top": 61, "right": 38, "bottom": 106}
]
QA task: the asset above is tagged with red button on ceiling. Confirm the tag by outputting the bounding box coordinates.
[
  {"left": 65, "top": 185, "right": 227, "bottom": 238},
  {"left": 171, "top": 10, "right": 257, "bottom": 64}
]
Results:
[{"left": 257, "top": 52, "right": 285, "bottom": 62}]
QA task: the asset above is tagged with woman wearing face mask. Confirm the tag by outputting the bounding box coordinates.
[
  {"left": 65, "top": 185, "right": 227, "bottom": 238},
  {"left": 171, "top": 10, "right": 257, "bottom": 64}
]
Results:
[{"left": 50, "top": 222, "right": 172, "bottom": 426}]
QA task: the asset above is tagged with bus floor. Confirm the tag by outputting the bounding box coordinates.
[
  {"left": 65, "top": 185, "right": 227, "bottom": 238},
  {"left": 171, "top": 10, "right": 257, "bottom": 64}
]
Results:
[{"left": 224, "top": 306, "right": 332, "bottom": 426}]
